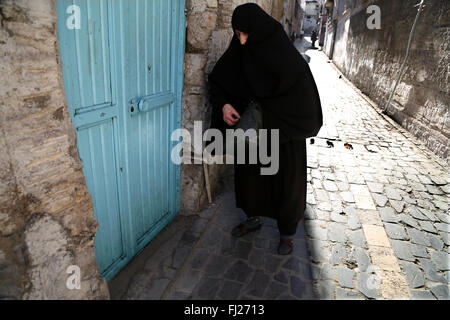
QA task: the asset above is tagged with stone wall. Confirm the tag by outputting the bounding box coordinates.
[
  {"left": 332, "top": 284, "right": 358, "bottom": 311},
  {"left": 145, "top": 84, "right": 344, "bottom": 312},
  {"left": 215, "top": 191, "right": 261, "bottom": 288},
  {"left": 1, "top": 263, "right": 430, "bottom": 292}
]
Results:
[
  {"left": 280, "top": 0, "right": 305, "bottom": 40},
  {"left": 0, "top": 0, "right": 109, "bottom": 299},
  {"left": 180, "top": 0, "right": 303, "bottom": 213},
  {"left": 323, "top": 0, "right": 449, "bottom": 162}
]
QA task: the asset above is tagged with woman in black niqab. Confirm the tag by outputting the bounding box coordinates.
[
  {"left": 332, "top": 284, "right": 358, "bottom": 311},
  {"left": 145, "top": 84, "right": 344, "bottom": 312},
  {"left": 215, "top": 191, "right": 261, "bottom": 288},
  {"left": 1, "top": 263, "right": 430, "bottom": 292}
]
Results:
[{"left": 208, "top": 3, "right": 323, "bottom": 255}]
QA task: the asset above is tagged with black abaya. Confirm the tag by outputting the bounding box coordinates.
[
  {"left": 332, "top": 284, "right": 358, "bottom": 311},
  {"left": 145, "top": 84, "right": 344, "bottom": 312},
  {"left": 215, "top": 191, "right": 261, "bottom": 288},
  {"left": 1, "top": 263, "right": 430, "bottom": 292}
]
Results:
[
  {"left": 207, "top": 3, "right": 322, "bottom": 235},
  {"left": 208, "top": 3, "right": 323, "bottom": 142}
]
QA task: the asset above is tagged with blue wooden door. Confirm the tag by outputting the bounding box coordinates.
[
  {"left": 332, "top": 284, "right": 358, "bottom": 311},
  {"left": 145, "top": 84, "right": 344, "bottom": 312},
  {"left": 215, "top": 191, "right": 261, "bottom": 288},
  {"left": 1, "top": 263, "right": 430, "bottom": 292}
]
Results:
[{"left": 57, "top": 0, "right": 186, "bottom": 281}]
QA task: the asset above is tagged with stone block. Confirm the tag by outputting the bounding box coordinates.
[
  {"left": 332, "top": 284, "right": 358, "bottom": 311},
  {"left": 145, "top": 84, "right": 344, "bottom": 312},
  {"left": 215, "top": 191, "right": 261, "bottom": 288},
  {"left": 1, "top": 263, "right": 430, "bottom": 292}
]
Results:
[
  {"left": 368, "top": 246, "right": 401, "bottom": 272},
  {"left": 184, "top": 54, "right": 207, "bottom": 87},
  {"left": 400, "top": 261, "right": 425, "bottom": 288},
  {"left": 186, "top": 11, "right": 217, "bottom": 51},
  {"left": 336, "top": 266, "right": 355, "bottom": 289},
  {"left": 357, "top": 273, "right": 379, "bottom": 299},
  {"left": 379, "top": 270, "right": 410, "bottom": 300},
  {"left": 358, "top": 209, "right": 383, "bottom": 226},
  {"left": 362, "top": 224, "right": 391, "bottom": 247},
  {"left": 384, "top": 223, "right": 409, "bottom": 241}
]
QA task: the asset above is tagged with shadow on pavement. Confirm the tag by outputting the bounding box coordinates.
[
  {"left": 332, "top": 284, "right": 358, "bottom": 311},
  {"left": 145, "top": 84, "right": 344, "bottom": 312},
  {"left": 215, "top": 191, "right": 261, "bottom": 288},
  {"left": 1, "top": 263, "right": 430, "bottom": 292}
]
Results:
[{"left": 110, "top": 165, "right": 317, "bottom": 300}]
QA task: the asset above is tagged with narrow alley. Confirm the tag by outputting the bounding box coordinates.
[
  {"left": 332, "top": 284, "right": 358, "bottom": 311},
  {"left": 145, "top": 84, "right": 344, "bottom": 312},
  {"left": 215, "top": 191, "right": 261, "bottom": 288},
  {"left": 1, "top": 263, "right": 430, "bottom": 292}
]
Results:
[
  {"left": 1, "top": 0, "right": 448, "bottom": 303},
  {"left": 301, "top": 38, "right": 449, "bottom": 300},
  {"left": 109, "top": 37, "right": 449, "bottom": 300}
]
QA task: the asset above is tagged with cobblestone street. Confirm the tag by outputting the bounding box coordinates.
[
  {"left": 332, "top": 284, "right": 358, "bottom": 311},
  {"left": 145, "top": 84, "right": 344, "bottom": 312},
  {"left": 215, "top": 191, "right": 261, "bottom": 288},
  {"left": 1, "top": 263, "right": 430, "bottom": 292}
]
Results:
[
  {"left": 110, "top": 172, "right": 316, "bottom": 300},
  {"left": 109, "top": 38, "right": 449, "bottom": 300},
  {"left": 302, "top": 38, "right": 449, "bottom": 300}
]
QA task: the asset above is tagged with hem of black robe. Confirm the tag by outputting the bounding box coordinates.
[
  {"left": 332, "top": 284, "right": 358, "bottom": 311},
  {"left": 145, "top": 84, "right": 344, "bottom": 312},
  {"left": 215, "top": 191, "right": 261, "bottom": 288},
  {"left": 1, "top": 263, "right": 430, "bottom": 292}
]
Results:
[{"left": 232, "top": 138, "right": 307, "bottom": 231}]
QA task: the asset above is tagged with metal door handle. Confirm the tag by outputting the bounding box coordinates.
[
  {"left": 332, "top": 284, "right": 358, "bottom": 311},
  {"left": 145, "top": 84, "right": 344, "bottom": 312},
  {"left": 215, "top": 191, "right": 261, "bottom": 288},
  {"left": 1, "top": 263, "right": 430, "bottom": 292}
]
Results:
[
  {"left": 130, "top": 92, "right": 175, "bottom": 115},
  {"left": 137, "top": 98, "right": 145, "bottom": 112}
]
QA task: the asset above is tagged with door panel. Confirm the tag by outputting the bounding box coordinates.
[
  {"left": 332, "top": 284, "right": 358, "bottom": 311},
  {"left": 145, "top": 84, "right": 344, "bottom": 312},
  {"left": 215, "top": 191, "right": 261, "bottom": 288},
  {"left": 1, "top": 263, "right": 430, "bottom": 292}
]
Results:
[
  {"left": 110, "top": 0, "right": 180, "bottom": 252},
  {"left": 57, "top": 0, "right": 126, "bottom": 279},
  {"left": 76, "top": 119, "right": 124, "bottom": 274},
  {"left": 58, "top": 0, "right": 113, "bottom": 111},
  {"left": 133, "top": 104, "right": 171, "bottom": 244},
  {"left": 57, "top": 0, "right": 186, "bottom": 281}
]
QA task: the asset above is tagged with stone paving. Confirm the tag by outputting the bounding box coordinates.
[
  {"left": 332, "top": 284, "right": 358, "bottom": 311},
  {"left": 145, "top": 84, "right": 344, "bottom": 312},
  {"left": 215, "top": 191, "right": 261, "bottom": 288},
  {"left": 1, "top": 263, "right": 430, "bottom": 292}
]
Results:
[
  {"left": 163, "top": 183, "right": 315, "bottom": 300},
  {"left": 110, "top": 168, "right": 316, "bottom": 300},
  {"left": 299, "top": 38, "right": 449, "bottom": 300},
  {"left": 110, "top": 37, "right": 449, "bottom": 300}
]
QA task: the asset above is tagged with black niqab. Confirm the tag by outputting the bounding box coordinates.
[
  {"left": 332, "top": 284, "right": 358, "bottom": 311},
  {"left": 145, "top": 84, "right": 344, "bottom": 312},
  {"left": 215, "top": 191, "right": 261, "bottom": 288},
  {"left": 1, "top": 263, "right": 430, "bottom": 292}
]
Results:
[{"left": 208, "top": 3, "right": 323, "bottom": 143}]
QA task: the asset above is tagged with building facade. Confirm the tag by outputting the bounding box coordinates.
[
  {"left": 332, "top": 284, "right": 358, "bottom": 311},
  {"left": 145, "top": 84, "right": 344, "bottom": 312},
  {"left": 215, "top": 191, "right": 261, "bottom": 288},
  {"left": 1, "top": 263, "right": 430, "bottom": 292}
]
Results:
[
  {"left": 280, "top": 0, "right": 306, "bottom": 40},
  {"left": 303, "top": 0, "right": 321, "bottom": 35}
]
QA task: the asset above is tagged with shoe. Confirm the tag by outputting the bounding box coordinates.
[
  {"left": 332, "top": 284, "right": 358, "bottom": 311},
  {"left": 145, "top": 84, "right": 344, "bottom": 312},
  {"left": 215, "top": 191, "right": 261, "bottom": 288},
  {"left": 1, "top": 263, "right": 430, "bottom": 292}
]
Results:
[
  {"left": 278, "top": 238, "right": 294, "bottom": 255},
  {"left": 231, "top": 217, "right": 262, "bottom": 237}
]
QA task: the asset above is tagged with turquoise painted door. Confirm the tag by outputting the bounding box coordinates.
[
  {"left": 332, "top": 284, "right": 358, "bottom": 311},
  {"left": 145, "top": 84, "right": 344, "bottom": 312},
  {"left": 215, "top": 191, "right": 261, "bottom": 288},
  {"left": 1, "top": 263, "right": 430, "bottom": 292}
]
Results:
[{"left": 57, "top": 0, "right": 186, "bottom": 281}]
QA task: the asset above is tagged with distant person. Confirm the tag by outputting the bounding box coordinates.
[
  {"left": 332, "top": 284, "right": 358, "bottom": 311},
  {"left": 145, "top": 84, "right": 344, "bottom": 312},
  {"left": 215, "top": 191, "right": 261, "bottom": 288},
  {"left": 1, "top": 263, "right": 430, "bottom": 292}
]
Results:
[{"left": 311, "top": 30, "right": 317, "bottom": 48}]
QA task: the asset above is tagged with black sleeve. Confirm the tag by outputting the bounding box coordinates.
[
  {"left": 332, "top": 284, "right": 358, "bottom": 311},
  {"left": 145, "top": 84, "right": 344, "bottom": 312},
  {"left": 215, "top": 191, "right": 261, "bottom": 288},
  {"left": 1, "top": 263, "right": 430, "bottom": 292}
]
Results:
[
  {"left": 208, "top": 77, "right": 233, "bottom": 131},
  {"left": 209, "top": 78, "right": 229, "bottom": 111}
]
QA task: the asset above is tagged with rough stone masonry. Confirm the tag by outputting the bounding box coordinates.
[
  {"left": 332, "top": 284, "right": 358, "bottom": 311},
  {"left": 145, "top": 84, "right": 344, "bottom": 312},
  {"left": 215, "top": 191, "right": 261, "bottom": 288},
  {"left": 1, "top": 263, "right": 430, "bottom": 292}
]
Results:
[{"left": 0, "top": 0, "right": 109, "bottom": 299}]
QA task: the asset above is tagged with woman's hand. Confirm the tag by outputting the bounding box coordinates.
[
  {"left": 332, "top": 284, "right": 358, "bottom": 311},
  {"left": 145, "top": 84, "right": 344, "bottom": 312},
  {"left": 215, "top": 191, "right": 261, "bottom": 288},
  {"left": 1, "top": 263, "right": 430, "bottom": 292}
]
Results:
[{"left": 222, "top": 104, "right": 240, "bottom": 126}]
